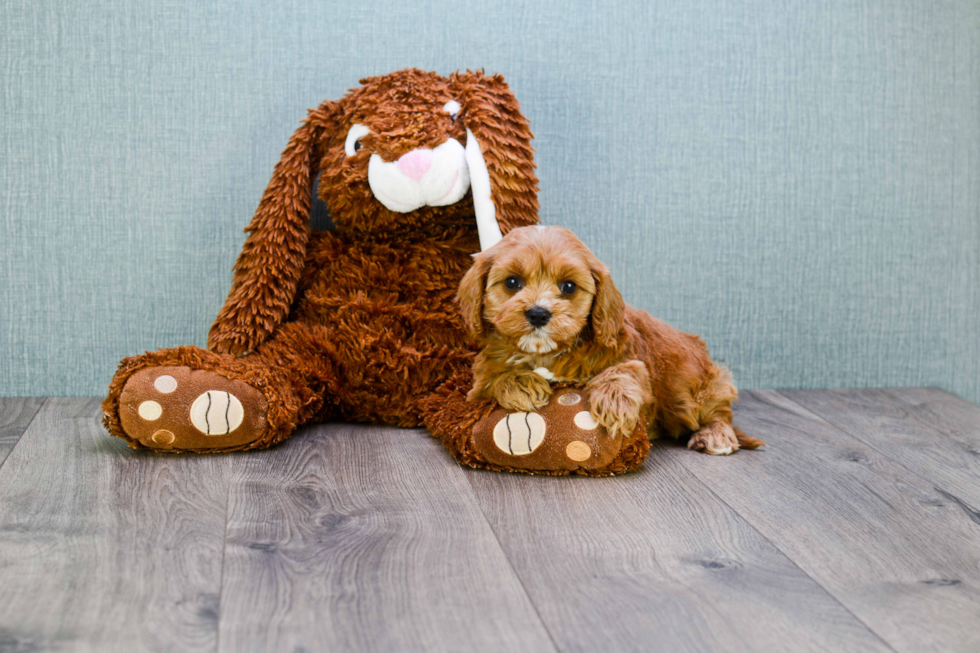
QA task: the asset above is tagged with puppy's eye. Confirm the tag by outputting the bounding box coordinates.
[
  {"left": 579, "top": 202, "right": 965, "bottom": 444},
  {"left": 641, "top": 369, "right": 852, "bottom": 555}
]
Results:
[
  {"left": 353, "top": 140, "right": 363, "bottom": 152},
  {"left": 559, "top": 281, "right": 577, "bottom": 295},
  {"left": 504, "top": 276, "right": 524, "bottom": 291}
]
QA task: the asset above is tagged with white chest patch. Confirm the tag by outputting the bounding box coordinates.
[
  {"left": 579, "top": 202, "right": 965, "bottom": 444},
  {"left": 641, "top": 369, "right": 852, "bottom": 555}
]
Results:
[{"left": 533, "top": 367, "right": 556, "bottom": 382}]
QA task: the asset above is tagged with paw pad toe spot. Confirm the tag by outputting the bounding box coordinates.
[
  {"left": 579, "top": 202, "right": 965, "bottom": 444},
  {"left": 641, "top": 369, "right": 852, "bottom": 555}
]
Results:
[
  {"left": 153, "top": 375, "right": 178, "bottom": 393},
  {"left": 138, "top": 400, "right": 163, "bottom": 421},
  {"left": 573, "top": 411, "right": 598, "bottom": 430},
  {"left": 152, "top": 429, "right": 175, "bottom": 445},
  {"left": 566, "top": 440, "right": 592, "bottom": 461}
]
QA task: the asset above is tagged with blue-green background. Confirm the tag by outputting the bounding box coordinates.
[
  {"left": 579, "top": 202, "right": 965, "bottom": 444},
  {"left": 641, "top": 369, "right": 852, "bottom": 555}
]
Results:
[{"left": 2, "top": 0, "right": 978, "bottom": 402}]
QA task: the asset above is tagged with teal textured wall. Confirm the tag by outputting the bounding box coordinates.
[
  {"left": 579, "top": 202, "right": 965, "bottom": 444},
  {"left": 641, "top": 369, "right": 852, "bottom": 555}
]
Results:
[{"left": 2, "top": 0, "right": 978, "bottom": 402}]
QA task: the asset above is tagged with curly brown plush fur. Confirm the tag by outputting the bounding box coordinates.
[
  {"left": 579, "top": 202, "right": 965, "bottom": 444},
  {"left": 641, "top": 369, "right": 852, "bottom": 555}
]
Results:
[{"left": 103, "top": 69, "right": 539, "bottom": 452}]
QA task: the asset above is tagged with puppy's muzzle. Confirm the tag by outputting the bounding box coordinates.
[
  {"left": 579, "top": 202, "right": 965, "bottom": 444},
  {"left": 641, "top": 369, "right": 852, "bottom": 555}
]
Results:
[{"left": 525, "top": 307, "right": 552, "bottom": 329}]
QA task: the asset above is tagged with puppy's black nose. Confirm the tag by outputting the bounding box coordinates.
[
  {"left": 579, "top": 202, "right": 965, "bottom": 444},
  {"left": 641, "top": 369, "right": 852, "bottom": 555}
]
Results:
[{"left": 525, "top": 307, "right": 552, "bottom": 328}]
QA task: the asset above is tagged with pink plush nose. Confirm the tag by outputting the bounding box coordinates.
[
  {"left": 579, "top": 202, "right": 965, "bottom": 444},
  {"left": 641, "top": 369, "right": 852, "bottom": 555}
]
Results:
[{"left": 396, "top": 149, "right": 433, "bottom": 182}]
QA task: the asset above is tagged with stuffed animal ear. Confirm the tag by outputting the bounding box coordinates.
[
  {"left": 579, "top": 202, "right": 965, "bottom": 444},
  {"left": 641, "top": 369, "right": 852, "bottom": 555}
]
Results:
[
  {"left": 456, "top": 250, "right": 495, "bottom": 341},
  {"left": 588, "top": 255, "right": 626, "bottom": 350},
  {"left": 208, "top": 101, "right": 340, "bottom": 355},
  {"left": 450, "top": 71, "right": 539, "bottom": 251}
]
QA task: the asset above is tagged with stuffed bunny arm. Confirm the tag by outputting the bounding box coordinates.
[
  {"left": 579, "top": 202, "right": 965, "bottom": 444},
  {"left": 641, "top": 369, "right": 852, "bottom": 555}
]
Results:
[{"left": 208, "top": 103, "right": 336, "bottom": 355}]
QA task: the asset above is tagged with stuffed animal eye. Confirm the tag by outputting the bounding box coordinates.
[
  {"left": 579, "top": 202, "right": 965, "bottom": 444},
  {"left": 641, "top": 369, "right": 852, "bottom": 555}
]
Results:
[
  {"left": 443, "top": 100, "right": 461, "bottom": 123},
  {"left": 345, "top": 124, "right": 371, "bottom": 157},
  {"left": 504, "top": 276, "right": 524, "bottom": 291},
  {"left": 559, "top": 281, "right": 577, "bottom": 294}
]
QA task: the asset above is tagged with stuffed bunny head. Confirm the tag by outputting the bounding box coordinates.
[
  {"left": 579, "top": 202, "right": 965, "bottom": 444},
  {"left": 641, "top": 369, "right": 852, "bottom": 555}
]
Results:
[
  {"left": 298, "top": 69, "right": 538, "bottom": 248},
  {"left": 208, "top": 69, "right": 539, "bottom": 355}
]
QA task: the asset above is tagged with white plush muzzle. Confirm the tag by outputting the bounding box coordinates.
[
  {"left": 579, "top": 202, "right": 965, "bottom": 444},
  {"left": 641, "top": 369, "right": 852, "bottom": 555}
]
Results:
[
  {"left": 347, "top": 106, "right": 504, "bottom": 251},
  {"left": 368, "top": 139, "right": 470, "bottom": 213}
]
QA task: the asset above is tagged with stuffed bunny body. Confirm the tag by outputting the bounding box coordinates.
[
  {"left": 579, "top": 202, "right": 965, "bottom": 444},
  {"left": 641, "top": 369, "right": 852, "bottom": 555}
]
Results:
[
  {"left": 287, "top": 227, "right": 479, "bottom": 425},
  {"left": 103, "top": 69, "right": 539, "bottom": 452}
]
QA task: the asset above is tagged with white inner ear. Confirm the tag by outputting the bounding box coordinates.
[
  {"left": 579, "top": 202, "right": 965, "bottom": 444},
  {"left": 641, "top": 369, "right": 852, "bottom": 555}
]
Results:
[
  {"left": 465, "top": 127, "right": 503, "bottom": 251},
  {"left": 345, "top": 124, "right": 371, "bottom": 156}
]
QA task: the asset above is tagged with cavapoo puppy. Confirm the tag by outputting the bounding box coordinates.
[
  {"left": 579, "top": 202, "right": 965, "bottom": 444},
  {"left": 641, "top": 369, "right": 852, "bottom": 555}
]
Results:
[{"left": 457, "top": 225, "right": 763, "bottom": 455}]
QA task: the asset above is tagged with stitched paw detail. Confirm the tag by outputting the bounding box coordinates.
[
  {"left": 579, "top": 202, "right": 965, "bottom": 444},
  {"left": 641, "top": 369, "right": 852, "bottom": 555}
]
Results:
[
  {"left": 492, "top": 412, "right": 547, "bottom": 456},
  {"left": 189, "top": 391, "right": 245, "bottom": 435}
]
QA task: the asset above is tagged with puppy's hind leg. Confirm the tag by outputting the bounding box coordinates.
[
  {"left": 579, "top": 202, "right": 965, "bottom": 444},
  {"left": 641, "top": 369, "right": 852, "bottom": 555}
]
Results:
[
  {"left": 688, "top": 422, "right": 740, "bottom": 455},
  {"left": 686, "top": 365, "right": 765, "bottom": 455}
]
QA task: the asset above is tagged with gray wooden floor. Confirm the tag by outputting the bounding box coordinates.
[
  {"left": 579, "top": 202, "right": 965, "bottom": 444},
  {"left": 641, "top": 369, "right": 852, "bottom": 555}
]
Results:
[{"left": 1, "top": 388, "right": 979, "bottom": 652}]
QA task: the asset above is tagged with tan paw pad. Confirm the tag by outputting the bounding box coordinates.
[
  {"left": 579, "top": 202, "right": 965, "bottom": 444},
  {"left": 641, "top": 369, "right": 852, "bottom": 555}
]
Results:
[
  {"left": 493, "top": 412, "right": 546, "bottom": 456},
  {"left": 190, "top": 391, "right": 244, "bottom": 436},
  {"left": 152, "top": 430, "right": 175, "bottom": 445}
]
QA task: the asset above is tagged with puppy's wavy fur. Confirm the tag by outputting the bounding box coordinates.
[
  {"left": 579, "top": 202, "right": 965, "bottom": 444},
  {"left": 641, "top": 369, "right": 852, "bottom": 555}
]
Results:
[{"left": 458, "top": 226, "right": 763, "bottom": 455}]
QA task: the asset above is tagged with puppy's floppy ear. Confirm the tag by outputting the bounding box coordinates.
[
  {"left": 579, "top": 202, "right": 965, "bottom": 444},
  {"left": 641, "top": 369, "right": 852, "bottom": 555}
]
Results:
[
  {"left": 209, "top": 101, "right": 340, "bottom": 355},
  {"left": 456, "top": 250, "right": 495, "bottom": 341},
  {"left": 450, "top": 70, "right": 539, "bottom": 251},
  {"left": 588, "top": 255, "right": 626, "bottom": 349}
]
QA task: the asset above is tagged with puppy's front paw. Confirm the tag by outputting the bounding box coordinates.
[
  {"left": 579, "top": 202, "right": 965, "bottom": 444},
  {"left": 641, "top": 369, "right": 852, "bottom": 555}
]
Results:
[
  {"left": 586, "top": 362, "right": 649, "bottom": 439},
  {"left": 494, "top": 371, "right": 553, "bottom": 412},
  {"left": 688, "top": 422, "right": 740, "bottom": 455},
  {"left": 589, "top": 388, "right": 642, "bottom": 439}
]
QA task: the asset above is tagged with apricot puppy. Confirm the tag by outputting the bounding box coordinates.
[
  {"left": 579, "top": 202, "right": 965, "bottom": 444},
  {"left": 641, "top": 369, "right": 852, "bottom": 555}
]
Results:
[{"left": 457, "top": 226, "right": 763, "bottom": 455}]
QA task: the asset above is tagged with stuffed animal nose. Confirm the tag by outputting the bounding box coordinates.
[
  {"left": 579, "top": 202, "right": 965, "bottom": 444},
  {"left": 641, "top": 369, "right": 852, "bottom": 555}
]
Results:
[
  {"left": 525, "top": 307, "right": 552, "bottom": 328},
  {"left": 396, "top": 149, "right": 433, "bottom": 182}
]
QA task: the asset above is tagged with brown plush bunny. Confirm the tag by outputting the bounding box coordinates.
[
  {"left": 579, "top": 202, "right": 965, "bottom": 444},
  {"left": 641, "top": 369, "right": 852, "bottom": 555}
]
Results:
[{"left": 103, "top": 68, "right": 539, "bottom": 452}]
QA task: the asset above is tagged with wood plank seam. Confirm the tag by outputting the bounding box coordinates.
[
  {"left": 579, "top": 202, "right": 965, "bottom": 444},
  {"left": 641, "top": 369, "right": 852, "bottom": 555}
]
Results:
[
  {"left": 462, "top": 434, "right": 894, "bottom": 650},
  {"left": 660, "top": 443, "right": 898, "bottom": 653},
  {"left": 215, "top": 425, "right": 557, "bottom": 651},
  {"left": 0, "top": 397, "right": 231, "bottom": 651},
  {"left": 880, "top": 387, "right": 979, "bottom": 428},
  {"left": 666, "top": 388, "right": 980, "bottom": 651},
  {"left": 213, "top": 458, "right": 235, "bottom": 653},
  {"left": 935, "top": 490, "right": 980, "bottom": 528},
  {"left": 778, "top": 389, "right": 980, "bottom": 522},
  {"left": 458, "top": 460, "right": 562, "bottom": 653},
  {"left": 0, "top": 397, "right": 47, "bottom": 474}
]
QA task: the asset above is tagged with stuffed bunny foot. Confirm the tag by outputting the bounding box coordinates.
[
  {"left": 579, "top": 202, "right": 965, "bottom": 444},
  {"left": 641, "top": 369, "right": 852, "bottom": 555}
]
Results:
[
  {"left": 116, "top": 366, "right": 268, "bottom": 451},
  {"left": 422, "top": 370, "right": 652, "bottom": 476},
  {"left": 103, "top": 344, "right": 314, "bottom": 453}
]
